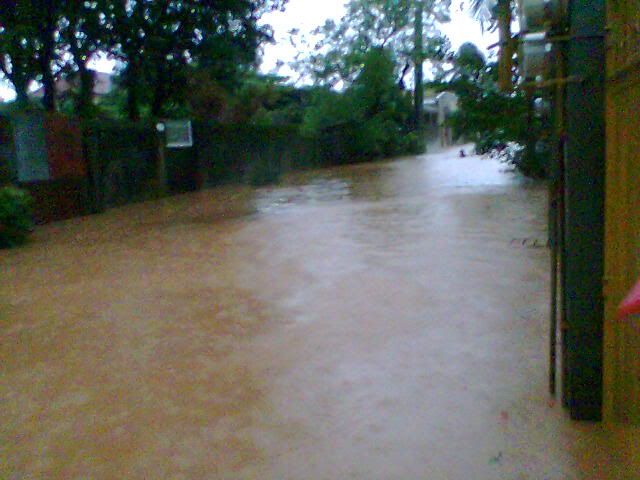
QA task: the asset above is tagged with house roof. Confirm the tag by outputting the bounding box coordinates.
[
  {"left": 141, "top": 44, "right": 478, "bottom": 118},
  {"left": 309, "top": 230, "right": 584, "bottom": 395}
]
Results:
[
  {"left": 423, "top": 91, "right": 459, "bottom": 114},
  {"left": 31, "top": 71, "right": 114, "bottom": 99}
]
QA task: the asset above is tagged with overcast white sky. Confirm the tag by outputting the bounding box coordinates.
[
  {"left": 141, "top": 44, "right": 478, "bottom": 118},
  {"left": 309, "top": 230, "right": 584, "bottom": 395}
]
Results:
[
  {"left": 259, "top": 0, "right": 498, "bottom": 77},
  {"left": 0, "top": 0, "right": 496, "bottom": 101}
]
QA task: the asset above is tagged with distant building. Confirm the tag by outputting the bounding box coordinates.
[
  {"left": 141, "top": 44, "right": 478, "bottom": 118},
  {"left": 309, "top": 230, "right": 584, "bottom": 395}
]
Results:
[
  {"left": 423, "top": 91, "right": 459, "bottom": 147},
  {"left": 30, "top": 71, "right": 115, "bottom": 102}
]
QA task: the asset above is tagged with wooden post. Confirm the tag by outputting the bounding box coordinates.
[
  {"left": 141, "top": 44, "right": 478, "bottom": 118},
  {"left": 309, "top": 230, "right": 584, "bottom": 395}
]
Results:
[{"left": 156, "top": 123, "right": 168, "bottom": 196}]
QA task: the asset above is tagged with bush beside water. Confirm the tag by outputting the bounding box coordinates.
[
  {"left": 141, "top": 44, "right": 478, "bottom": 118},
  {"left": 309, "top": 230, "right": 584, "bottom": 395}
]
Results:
[{"left": 0, "top": 186, "right": 34, "bottom": 248}]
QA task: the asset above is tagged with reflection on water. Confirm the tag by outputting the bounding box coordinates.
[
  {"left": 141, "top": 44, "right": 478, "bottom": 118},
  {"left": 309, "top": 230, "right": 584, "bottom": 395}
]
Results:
[
  {"left": 255, "top": 147, "right": 526, "bottom": 215},
  {"left": 255, "top": 178, "right": 351, "bottom": 213}
]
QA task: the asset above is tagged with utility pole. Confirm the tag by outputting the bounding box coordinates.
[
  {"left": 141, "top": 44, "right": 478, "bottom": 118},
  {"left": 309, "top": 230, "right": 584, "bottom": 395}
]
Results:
[{"left": 414, "top": 0, "right": 424, "bottom": 129}]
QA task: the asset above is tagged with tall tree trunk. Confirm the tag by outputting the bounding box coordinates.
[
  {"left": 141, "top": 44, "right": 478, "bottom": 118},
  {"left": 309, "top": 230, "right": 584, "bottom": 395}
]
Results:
[
  {"left": 40, "top": 60, "right": 56, "bottom": 111},
  {"left": 77, "top": 60, "right": 96, "bottom": 118},
  {"left": 125, "top": 61, "right": 141, "bottom": 121},
  {"left": 413, "top": 0, "right": 424, "bottom": 128},
  {"left": 40, "top": 7, "right": 57, "bottom": 111},
  {"left": 14, "top": 85, "right": 29, "bottom": 105},
  {"left": 497, "top": 0, "right": 514, "bottom": 92},
  {"left": 151, "top": 63, "right": 168, "bottom": 118}
]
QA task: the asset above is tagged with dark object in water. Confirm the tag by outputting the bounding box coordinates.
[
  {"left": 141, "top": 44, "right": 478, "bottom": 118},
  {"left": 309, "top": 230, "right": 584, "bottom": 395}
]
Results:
[{"left": 459, "top": 149, "right": 466, "bottom": 158}]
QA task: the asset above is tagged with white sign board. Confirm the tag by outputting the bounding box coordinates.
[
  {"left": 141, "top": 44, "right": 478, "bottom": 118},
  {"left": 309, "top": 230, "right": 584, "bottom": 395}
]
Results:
[{"left": 165, "top": 120, "right": 193, "bottom": 148}]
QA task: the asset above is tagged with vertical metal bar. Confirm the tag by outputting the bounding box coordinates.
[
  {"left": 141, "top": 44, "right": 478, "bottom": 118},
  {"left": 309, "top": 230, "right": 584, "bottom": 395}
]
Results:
[
  {"left": 549, "top": 178, "right": 559, "bottom": 396},
  {"left": 560, "top": 139, "right": 570, "bottom": 408},
  {"left": 549, "top": 33, "right": 567, "bottom": 397}
]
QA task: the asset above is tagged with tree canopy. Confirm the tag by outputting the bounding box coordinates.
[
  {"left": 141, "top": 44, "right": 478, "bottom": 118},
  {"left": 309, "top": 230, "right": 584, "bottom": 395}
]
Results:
[
  {"left": 468, "top": 0, "right": 515, "bottom": 91},
  {"left": 291, "top": 0, "right": 452, "bottom": 89},
  {"left": 0, "top": 0, "right": 288, "bottom": 118},
  {"left": 436, "top": 41, "right": 547, "bottom": 178},
  {"left": 453, "top": 41, "right": 486, "bottom": 81},
  {"left": 302, "top": 48, "right": 420, "bottom": 161}
]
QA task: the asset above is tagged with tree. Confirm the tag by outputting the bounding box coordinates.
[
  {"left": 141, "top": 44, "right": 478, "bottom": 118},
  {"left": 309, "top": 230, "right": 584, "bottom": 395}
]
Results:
[
  {"left": 104, "top": 0, "right": 287, "bottom": 120},
  {"left": 292, "top": 0, "right": 451, "bottom": 90},
  {"left": 469, "top": 0, "right": 514, "bottom": 92},
  {"left": 303, "top": 48, "right": 417, "bottom": 161},
  {"left": 437, "top": 42, "right": 546, "bottom": 178},
  {"left": 1, "top": 1, "right": 108, "bottom": 113},
  {"left": 0, "top": 1, "right": 63, "bottom": 109},
  {"left": 59, "top": 0, "right": 109, "bottom": 117},
  {"left": 453, "top": 41, "right": 486, "bottom": 81},
  {"left": 0, "top": 2, "right": 39, "bottom": 104},
  {"left": 33, "top": 0, "right": 62, "bottom": 111},
  {"left": 2, "top": 0, "right": 288, "bottom": 118}
]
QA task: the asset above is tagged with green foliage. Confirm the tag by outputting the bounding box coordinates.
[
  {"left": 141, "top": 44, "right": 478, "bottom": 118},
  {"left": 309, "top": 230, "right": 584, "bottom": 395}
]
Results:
[
  {"left": 303, "top": 48, "right": 421, "bottom": 163},
  {"left": 104, "top": 0, "right": 288, "bottom": 119},
  {"left": 58, "top": 1, "right": 110, "bottom": 118},
  {"left": 448, "top": 84, "right": 547, "bottom": 178},
  {"left": 0, "top": 1, "right": 59, "bottom": 105},
  {"left": 454, "top": 42, "right": 486, "bottom": 81},
  {"left": 440, "top": 42, "right": 547, "bottom": 178},
  {"left": 450, "top": 86, "right": 529, "bottom": 150},
  {"left": 291, "top": 0, "right": 451, "bottom": 88},
  {"left": 469, "top": 0, "right": 515, "bottom": 92},
  {"left": 183, "top": 72, "right": 316, "bottom": 126},
  {"left": 1, "top": 0, "right": 288, "bottom": 118},
  {"left": 399, "top": 130, "right": 427, "bottom": 155},
  {"left": 245, "top": 156, "right": 282, "bottom": 186},
  {"left": 0, "top": 186, "right": 34, "bottom": 248},
  {"left": 228, "top": 74, "right": 307, "bottom": 125},
  {"left": 507, "top": 145, "right": 547, "bottom": 179},
  {"left": 194, "top": 122, "right": 320, "bottom": 186},
  {"left": 184, "top": 73, "right": 232, "bottom": 121}
]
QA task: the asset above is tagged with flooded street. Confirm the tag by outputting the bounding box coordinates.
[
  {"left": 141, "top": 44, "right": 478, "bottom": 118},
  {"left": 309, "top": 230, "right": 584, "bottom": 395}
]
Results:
[{"left": 1, "top": 146, "right": 638, "bottom": 479}]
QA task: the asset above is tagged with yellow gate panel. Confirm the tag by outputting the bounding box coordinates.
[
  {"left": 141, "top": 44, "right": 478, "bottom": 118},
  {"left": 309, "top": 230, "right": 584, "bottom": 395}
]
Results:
[{"left": 604, "top": 0, "right": 640, "bottom": 423}]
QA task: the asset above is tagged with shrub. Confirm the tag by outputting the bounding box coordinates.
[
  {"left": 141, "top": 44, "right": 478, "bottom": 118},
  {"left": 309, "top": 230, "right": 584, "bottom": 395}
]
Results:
[
  {"left": 303, "top": 48, "right": 417, "bottom": 164},
  {"left": 443, "top": 63, "right": 549, "bottom": 179},
  {"left": 245, "top": 157, "right": 281, "bottom": 186},
  {"left": 400, "top": 131, "right": 427, "bottom": 155},
  {"left": 0, "top": 186, "right": 34, "bottom": 248},
  {"left": 484, "top": 143, "right": 548, "bottom": 179}
]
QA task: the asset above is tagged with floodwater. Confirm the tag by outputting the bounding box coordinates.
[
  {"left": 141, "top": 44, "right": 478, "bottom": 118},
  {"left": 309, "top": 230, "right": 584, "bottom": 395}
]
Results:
[{"left": 1, "top": 146, "right": 639, "bottom": 479}]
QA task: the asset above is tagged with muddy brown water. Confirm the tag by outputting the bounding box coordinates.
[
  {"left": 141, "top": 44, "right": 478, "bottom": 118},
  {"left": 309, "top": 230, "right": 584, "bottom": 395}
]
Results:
[{"left": 2, "top": 146, "right": 639, "bottom": 479}]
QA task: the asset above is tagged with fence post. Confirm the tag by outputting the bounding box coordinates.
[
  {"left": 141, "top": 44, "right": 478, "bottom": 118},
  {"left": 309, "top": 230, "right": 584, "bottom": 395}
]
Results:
[{"left": 155, "top": 123, "right": 168, "bottom": 196}]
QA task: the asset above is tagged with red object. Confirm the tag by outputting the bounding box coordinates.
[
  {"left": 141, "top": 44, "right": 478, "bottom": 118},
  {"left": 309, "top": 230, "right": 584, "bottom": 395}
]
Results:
[
  {"left": 618, "top": 278, "right": 640, "bottom": 320},
  {"left": 45, "top": 113, "right": 86, "bottom": 179}
]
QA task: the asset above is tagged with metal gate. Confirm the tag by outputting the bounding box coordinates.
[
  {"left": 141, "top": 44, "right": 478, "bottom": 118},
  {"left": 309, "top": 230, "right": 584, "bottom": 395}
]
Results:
[{"left": 602, "top": 0, "right": 640, "bottom": 423}]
